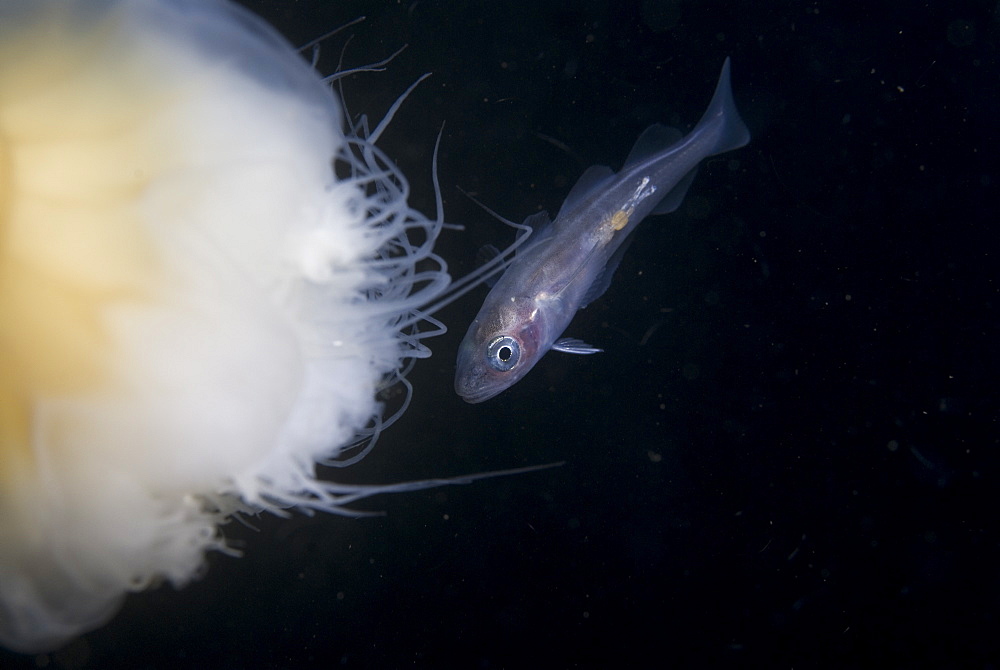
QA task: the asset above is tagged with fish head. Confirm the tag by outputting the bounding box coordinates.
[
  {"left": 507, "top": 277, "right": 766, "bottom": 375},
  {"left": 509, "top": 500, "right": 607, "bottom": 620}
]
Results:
[{"left": 454, "top": 296, "right": 549, "bottom": 403}]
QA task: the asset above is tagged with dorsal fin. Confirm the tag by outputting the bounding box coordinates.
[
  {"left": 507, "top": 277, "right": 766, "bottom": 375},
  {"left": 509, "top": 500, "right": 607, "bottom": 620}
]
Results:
[
  {"left": 622, "top": 124, "right": 683, "bottom": 170},
  {"left": 556, "top": 165, "right": 615, "bottom": 219},
  {"left": 475, "top": 244, "right": 503, "bottom": 287},
  {"left": 516, "top": 210, "right": 554, "bottom": 252},
  {"left": 476, "top": 244, "right": 501, "bottom": 265},
  {"left": 520, "top": 209, "right": 551, "bottom": 234}
]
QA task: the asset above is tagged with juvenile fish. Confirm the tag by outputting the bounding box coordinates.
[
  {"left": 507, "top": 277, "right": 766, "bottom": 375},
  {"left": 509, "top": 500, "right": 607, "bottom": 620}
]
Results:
[{"left": 455, "top": 59, "right": 750, "bottom": 403}]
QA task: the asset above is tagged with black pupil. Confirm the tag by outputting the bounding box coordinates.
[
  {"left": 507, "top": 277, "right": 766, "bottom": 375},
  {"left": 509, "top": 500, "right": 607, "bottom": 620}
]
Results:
[{"left": 498, "top": 346, "right": 512, "bottom": 362}]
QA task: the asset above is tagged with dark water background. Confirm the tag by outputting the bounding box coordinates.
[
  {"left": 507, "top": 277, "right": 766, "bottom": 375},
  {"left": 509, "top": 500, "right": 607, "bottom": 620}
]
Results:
[{"left": 5, "top": 0, "right": 998, "bottom": 667}]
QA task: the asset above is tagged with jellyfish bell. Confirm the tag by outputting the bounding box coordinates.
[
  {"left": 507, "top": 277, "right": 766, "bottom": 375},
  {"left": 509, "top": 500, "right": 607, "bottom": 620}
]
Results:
[{"left": 0, "top": 0, "right": 527, "bottom": 654}]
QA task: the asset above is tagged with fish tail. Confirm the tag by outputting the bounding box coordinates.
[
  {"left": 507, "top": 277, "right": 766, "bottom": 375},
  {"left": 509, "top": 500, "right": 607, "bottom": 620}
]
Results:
[{"left": 694, "top": 57, "right": 751, "bottom": 156}]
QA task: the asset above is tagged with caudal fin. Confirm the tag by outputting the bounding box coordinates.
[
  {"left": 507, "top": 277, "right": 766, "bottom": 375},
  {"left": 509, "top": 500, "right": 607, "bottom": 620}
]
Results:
[{"left": 695, "top": 58, "right": 751, "bottom": 156}]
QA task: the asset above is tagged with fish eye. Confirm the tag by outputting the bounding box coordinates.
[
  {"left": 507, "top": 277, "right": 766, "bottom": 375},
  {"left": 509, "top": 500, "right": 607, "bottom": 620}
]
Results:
[{"left": 487, "top": 336, "right": 520, "bottom": 372}]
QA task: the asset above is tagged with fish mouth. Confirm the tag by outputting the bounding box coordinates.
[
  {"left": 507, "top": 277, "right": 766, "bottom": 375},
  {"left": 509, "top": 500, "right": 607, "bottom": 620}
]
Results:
[
  {"left": 458, "top": 388, "right": 499, "bottom": 404},
  {"left": 454, "top": 367, "right": 504, "bottom": 404},
  {"left": 454, "top": 377, "right": 498, "bottom": 404}
]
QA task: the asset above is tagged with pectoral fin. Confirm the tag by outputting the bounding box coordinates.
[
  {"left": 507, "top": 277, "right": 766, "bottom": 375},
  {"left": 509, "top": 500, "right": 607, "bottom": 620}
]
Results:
[
  {"left": 552, "top": 338, "right": 603, "bottom": 354},
  {"left": 579, "top": 231, "right": 637, "bottom": 308}
]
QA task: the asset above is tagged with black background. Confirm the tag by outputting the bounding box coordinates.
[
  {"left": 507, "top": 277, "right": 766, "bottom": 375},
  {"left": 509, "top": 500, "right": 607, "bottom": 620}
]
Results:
[{"left": 4, "top": 0, "right": 998, "bottom": 668}]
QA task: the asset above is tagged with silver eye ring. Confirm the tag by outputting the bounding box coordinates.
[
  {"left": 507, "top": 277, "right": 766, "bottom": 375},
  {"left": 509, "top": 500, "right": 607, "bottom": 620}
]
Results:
[{"left": 487, "top": 336, "right": 520, "bottom": 371}]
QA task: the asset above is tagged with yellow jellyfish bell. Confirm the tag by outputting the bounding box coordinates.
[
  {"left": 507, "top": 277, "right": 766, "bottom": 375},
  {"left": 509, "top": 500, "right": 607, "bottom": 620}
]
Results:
[{"left": 0, "top": 0, "right": 451, "bottom": 652}]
